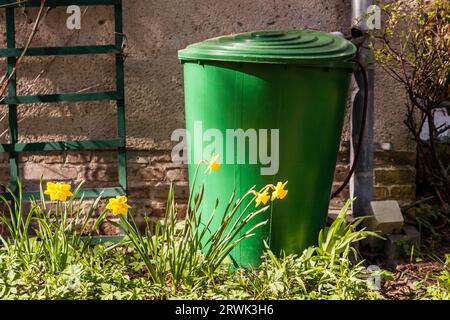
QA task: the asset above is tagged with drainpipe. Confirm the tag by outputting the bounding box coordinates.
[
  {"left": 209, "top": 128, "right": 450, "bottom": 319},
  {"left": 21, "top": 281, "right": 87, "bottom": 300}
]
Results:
[{"left": 350, "top": 0, "right": 375, "bottom": 216}]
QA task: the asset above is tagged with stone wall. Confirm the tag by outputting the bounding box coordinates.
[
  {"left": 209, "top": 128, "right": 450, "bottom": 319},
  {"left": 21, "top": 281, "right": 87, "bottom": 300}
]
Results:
[
  {"left": 331, "top": 144, "right": 416, "bottom": 210},
  {"left": 0, "top": 144, "right": 416, "bottom": 220}
]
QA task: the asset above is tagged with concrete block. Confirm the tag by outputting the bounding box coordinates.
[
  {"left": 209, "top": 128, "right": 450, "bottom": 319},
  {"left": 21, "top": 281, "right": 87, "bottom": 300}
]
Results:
[
  {"left": 365, "top": 200, "right": 404, "bottom": 235},
  {"left": 384, "top": 225, "right": 421, "bottom": 265},
  {"left": 361, "top": 236, "right": 385, "bottom": 253}
]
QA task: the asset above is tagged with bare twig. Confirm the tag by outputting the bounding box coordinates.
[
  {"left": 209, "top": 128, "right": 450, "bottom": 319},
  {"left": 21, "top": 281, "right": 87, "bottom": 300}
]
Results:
[
  {"left": 0, "top": 0, "right": 48, "bottom": 101},
  {"left": 0, "top": 1, "right": 29, "bottom": 9},
  {"left": 372, "top": 0, "right": 450, "bottom": 205}
]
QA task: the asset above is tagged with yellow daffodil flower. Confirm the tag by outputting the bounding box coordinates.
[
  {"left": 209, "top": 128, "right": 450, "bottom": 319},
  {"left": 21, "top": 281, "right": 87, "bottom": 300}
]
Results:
[
  {"left": 205, "top": 153, "right": 221, "bottom": 174},
  {"left": 255, "top": 190, "right": 270, "bottom": 207},
  {"left": 44, "top": 182, "right": 73, "bottom": 202},
  {"left": 106, "top": 196, "right": 132, "bottom": 216},
  {"left": 271, "top": 181, "right": 288, "bottom": 201}
]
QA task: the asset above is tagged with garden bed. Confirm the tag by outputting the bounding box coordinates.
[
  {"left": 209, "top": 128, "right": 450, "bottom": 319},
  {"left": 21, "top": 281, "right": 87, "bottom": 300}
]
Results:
[{"left": 1, "top": 181, "right": 448, "bottom": 300}]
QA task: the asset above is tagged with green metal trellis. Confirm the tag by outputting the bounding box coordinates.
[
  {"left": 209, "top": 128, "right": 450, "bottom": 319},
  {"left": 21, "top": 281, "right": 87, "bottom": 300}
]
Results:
[{"left": 0, "top": 0, "right": 128, "bottom": 207}]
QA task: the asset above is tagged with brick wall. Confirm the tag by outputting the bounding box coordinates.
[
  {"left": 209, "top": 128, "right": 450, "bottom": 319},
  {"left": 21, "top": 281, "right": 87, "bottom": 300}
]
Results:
[
  {"left": 0, "top": 149, "right": 189, "bottom": 235},
  {"left": 0, "top": 143, "right": 416, "bottom": 234},
  {"left": 331, "top": 143, "right": 417, "bottom": 209}
]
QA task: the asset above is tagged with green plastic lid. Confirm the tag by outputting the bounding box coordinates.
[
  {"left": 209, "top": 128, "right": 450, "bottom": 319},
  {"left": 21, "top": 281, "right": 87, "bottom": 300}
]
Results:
[{"left": 178, "top": 29, "right": 357, "bottom": 64}]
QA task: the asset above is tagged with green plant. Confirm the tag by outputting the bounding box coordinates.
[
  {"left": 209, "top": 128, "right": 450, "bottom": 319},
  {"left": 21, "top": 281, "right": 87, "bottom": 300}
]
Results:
[
  {"left": 0, "top": 181, "right": 35, "bottom": 265},
  {"left": 110, "top": 163, "right": 269, "bottom": 292},
  {"left": 414, "top": 203, "right": 448, "bottom": 236},
  {"left": 316, "top": 200, "right": 375, "bottom": 259},
  {"left": 210, "top": 200, "right": 383, "bottom": 300},
  {"left": 0, "top": 196, "right": 404, "bottom": 300},
  {"left": 0, "top": 178, "right": 406, "bottom": 300},
  {"left": 32, "top": 182, "right": 107, "bottom": 273},
  {"left": 421, "top": 254, "right": 450, "bottom": 299},
  {"left": 0, "top": 180, "right": 107, "bottom": 273}
]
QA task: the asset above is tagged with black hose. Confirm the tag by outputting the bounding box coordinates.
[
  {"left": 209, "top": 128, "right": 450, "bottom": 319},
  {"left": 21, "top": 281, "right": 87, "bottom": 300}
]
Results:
[{"left": 330, "top": 59, "right": 369, "bottom": 200}]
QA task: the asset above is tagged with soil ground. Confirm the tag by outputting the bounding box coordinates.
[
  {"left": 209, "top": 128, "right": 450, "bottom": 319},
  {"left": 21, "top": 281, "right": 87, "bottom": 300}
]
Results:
[{"left": 379, "top": 225, "right": 450, "bottom": 299}]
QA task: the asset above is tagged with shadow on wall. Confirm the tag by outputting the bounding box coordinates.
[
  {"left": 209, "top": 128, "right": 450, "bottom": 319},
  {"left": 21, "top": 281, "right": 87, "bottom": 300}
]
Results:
[{"left": 5, "top": 1, "right": 353, "bottom": 149}]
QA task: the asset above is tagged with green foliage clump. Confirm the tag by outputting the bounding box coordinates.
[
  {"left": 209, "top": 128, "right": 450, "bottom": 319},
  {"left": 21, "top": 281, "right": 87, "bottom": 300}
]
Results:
[
  {"left": 420, "top": 255, "right": 450, "bottom": 300},
  {"left": 0, "top": 182, "right": 381, "bottom": 300}
]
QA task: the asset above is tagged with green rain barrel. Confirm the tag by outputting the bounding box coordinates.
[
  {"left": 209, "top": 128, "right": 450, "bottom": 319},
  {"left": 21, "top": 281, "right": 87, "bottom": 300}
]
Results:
[{"left": 178, "top": 29, "right": 356, "bottom": 268}]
